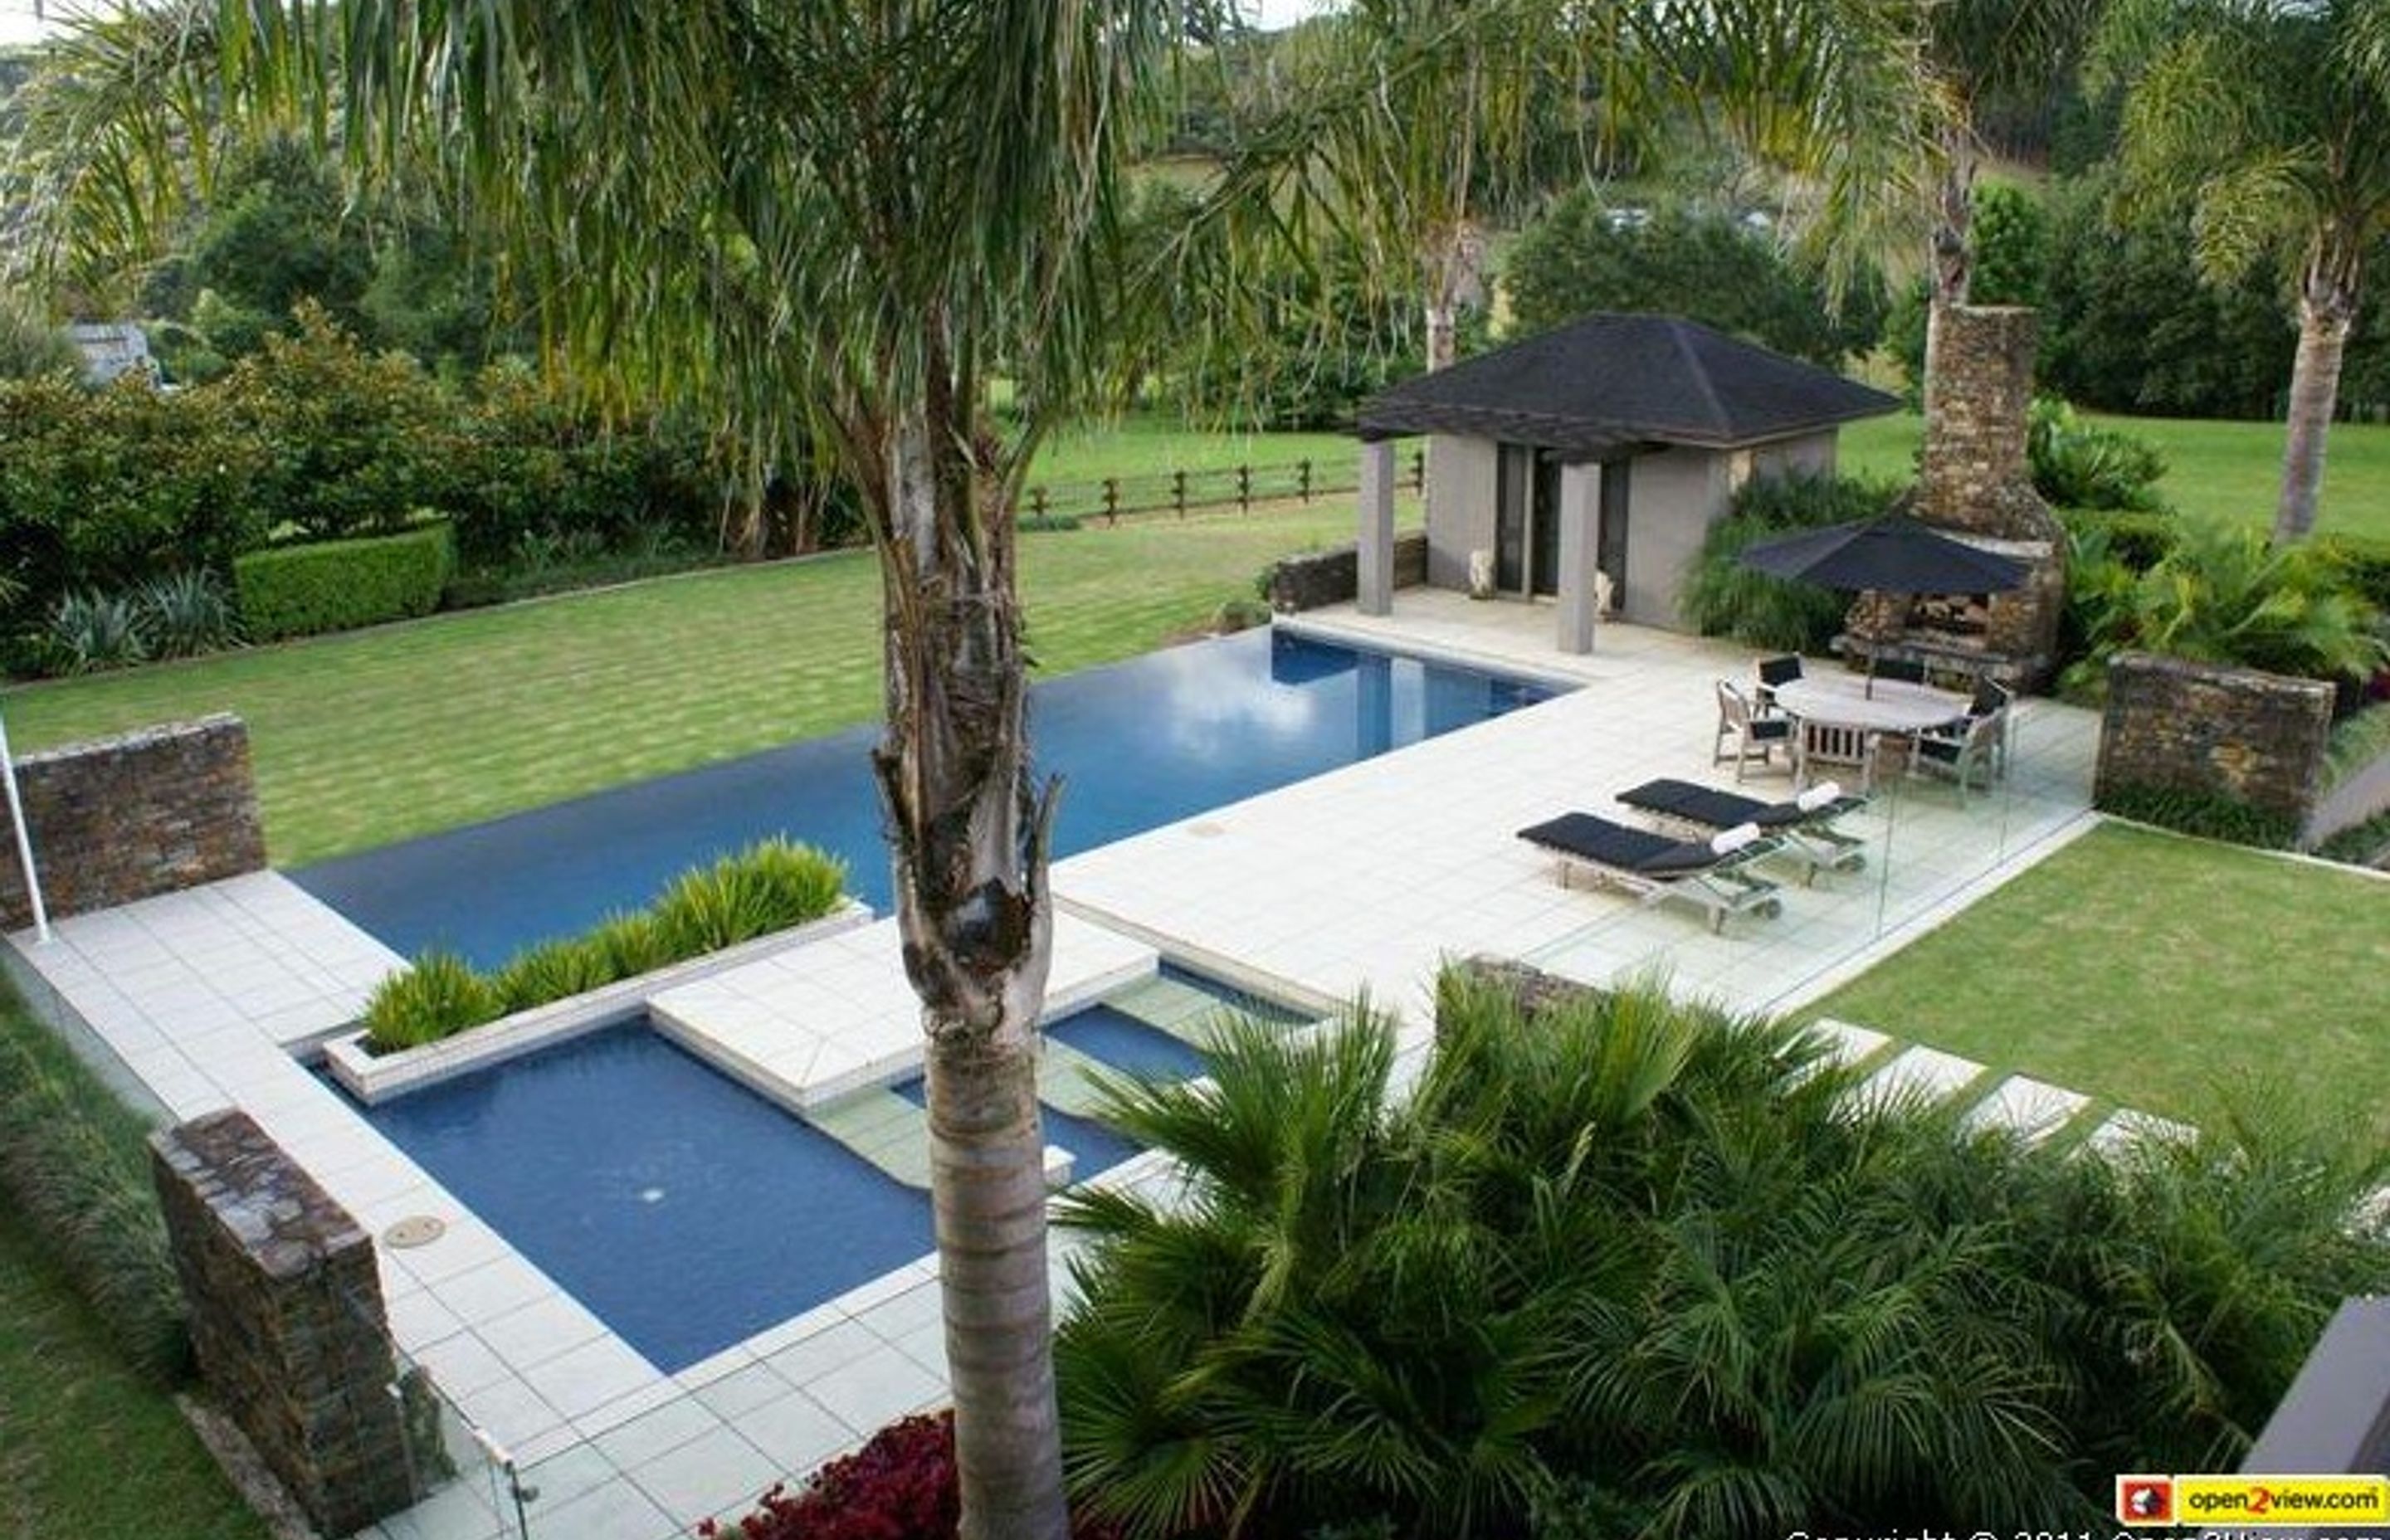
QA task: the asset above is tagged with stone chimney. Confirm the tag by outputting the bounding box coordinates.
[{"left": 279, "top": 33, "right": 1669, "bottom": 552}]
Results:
[{"left": 1851, "top": 305, "right": 2067, "bottom": 687}]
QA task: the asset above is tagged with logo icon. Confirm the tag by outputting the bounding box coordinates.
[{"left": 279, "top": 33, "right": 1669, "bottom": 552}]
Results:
[{"left": 2118, "top": 1475, "right": 2175, "bottom": 1525}]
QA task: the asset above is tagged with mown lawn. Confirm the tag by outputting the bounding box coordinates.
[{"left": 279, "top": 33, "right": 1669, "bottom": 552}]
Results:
[
  {"left": 1812, "top": 823, "right": 2390, "bottom": 1127},
  {"left": 4, "top": 498, "right": 1404, "bottom": 865},
  {"left": 1836, "top": 411, "right": 2390, "bottom": 543},
  {"left": 0, "top": 1207, "right": 266, "bottom": 1540},
  {"left": 1032, "top": 416, "right": 1361, "bottom": 489}
]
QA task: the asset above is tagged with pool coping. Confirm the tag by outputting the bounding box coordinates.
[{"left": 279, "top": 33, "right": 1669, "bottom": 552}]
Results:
[{"left": 323, "top": 900, "right": 875, "bottom": 1103}]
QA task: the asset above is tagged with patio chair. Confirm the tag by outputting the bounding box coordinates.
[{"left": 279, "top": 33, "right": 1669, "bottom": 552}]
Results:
[
  {"left": 1755, "top": 654, "right": 1804, "bottom": 711},
  {"left": 1794, "top": 717, "right": 1880, "bottom": 792},
  {"left": 1617, "top": 777, "right": 1868, "bottom": 885},
  {"left": 1910, "top": 711, "right": 2002, "bottom": 803},
  {"left": 1516, "top": 813, "right": 1783, "bottom": 933},
  {"left": 1713, "top": 680, "right": 1792, "bottom": 782},
  {"left": 1967, "top": 679, "right": 2013, "bottom": 777},
  {"left": 1871, "top": 657, "right": 1929, "bottom": 686}
]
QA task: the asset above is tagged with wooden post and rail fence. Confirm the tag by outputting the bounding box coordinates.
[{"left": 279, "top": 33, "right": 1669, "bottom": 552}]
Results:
[{"left": 1021, "top": 448, "right": 1425, "bottom": 527}]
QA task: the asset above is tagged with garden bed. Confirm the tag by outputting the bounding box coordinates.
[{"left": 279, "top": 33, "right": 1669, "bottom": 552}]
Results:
[{"left": 324, "top": 899, "right": 871, "bottom": 1103}]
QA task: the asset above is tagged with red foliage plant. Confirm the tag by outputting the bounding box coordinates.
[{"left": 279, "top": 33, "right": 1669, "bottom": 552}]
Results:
[{"left": 696, "top": 1410, "right": 1124, "bottom": 1540}]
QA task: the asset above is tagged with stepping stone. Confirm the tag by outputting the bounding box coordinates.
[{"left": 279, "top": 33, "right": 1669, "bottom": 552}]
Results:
[
  {"left": 1035, "top": 1040, "right": 1121, "bottom": 1119},
  {"left": 807, "top": 1085, "right": 1076, "bottom": 1189},
  {"left": 1805, "top": 1016, "right": 1889, "bottom": 1068},
  {"left": 1862, "top": 1045, "right": 1986, "bottom": 1107},
  {"left": 2082, "top": 1109, "right": 2197, "bottom": 1159},
  {"left": 1966, "top": 1075, "right": 2091, "bottom": 1143}
]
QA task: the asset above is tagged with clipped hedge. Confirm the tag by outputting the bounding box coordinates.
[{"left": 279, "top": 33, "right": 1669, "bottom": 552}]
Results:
[
  {"left": 0, "top": 985, "right": 190, "bottom": 1383},
  {"left": 234, "top": 523, "right": 453, "bottom": 642},
  {"left": 363, "top": 837, "right": 847, "bottom": 1053}
]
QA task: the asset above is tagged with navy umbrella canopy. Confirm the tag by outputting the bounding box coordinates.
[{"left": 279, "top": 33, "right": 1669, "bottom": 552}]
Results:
[{"left": 1738, "top": 514, "right": 2029, "bottom": 593}]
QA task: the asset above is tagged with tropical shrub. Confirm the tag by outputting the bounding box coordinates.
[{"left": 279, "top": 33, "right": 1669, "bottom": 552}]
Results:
[
  {"left": 1510, "top": 191, "right": 1886, "bottom": 366},
  {"left": 2060, "top": 520, "right": 2388, "bottom": 696},
  {"left": 360, "top": 840, "right": 846, "bottom": 1052},
  {"left": 1680, "top": 470, "right": 1901, "bottom": 651},
  {"left": 1886, "top": 182, "right": 2048, "bottom": 391},
  {"left": 2028, "top": 397, "right": 2167, "bottom": 512},
  {"left": 1056, "top": 968, "right": 2390, "bottom": 1539},
  {"left": 0, "top": 988, "right": 190, "bottom": 1382},
  {"left": 233, "top": 524, "right": 455, "bottom": 642},
  {"left": 0, "top": 299, "right": 80, "bottom": 381}
]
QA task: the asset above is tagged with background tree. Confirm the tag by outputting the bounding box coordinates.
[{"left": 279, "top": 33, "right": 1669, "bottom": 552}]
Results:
[
  {"left": 2098, "top": 0, "right": 2390, "bottom": 542},
  {"left": 1506, "top": 190, "right": 1887, "bottom": 364}
]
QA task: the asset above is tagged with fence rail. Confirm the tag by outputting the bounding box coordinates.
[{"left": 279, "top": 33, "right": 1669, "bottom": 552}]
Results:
[{"left": 1022, "top": 450, "right": 1426, "bottom": 526}]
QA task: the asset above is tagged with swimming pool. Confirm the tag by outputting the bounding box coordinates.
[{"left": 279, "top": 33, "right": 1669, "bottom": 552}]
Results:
[
  {"left": 295, "top": 629, "right": 1559, "bottom": 967},
  {"left": 338, "top": 995, "right": 1232, "bottom": 1372}
]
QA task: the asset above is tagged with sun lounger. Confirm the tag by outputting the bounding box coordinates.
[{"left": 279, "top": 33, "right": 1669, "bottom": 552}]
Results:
[
  {"left": 1516, "top": 812, "right": 1783, "bottom": 933},
  {"left": 1616, "top": 777, "right": 1868, "bottom": 885}
]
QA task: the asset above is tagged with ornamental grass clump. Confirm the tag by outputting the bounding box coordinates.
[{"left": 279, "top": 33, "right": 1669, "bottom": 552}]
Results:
[{"left": 359, "top": 839, "right": 846, "bottom": 1052}]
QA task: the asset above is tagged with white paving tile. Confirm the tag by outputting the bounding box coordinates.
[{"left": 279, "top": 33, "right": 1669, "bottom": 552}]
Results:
[
  {"left": 1968, "top": 1075, "right": 2093, "bottom": 1143},
  {"left": 1864, "top": 1045, "right": 1988, "bottom": 1108}
]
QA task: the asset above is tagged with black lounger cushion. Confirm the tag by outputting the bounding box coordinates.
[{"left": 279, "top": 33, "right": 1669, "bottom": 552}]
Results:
[
  {"left": 1518, "top": 813, "right": 1718, "bottom": 875},
  {"left": 1619, "top": 778, "right": 1801, "bottom": 830}
]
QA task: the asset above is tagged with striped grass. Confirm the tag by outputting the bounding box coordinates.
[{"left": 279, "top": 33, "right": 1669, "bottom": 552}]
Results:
[{"left": 5, "top": 499, "right": 1396, "bottom": 865}]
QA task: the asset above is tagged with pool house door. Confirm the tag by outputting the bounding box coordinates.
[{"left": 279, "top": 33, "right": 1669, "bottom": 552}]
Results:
[{"left": 1495, "top": 444, "right": 1563, "bottom": 597}]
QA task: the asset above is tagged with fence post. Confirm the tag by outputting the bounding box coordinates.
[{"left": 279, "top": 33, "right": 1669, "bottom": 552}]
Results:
[
  {"left": 1173, "top": 469, "right": 1187, "bottom": 518},
  {"left": 1103, "top": 477, "right": 1119, "bottom": 525},
  {"left": 1237, "top": 465, "right": 1251, "bottom": 514},
  {"left": 1299, "top": 459, "right": 1312, "bottom": 504},
  {"left": 1410, "top": 449, "right": 1425, "bottom": 494},
  {"left": 1031, "top": 485, "right": 1048, "bottom": 521}
]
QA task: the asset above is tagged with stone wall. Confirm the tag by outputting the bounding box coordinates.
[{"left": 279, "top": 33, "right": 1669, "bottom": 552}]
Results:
[
  {"left": 1895, "top": 305, "right": 2068, "bottom": 682},
  {"left": 0, "top": 714, "right": 265, "bottom": 929},
  {"left": 1267, "top": 530, "right": 1428, "bottom": 613},
  {"left": 2095, "top": 652, "right": 2336, "bottom": 829},
  {"left": 151, "top": 1110, "right": 415, "bottom": 1538}
]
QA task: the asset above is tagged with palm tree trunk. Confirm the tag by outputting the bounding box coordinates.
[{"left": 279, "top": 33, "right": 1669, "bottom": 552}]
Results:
[
  {"left": 869, "top": 359, "right": 1067, "bottom": 1540},
  {"left": 1929, "top": 150, "right": 1973, "bottom": 309},
  {"left": 2274, "top": 266, "right": 2357, "bottom": 545},
  {"left": 1423, "top": 295, "right": 1459, "bottom": 373}
]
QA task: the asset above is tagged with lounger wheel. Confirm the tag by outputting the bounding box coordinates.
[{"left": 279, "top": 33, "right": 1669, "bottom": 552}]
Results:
[{"left": 1757, "top": 898, "right": 1783, "bottom": 921}]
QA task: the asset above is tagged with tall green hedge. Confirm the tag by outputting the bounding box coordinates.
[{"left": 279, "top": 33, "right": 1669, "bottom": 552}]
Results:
[{"left": 234, "top": 524, "right": 454, "bottom": 641}]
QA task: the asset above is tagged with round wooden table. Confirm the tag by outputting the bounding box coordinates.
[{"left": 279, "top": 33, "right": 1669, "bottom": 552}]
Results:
[
  {"left": 1772, "top": 676, "right": 1971, "bottom": 733},
  {"left": 1771, "top": 677, "right": 1971, "bottom": 790}
]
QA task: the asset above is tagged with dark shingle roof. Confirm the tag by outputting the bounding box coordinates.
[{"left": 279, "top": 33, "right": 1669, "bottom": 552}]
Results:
[{"left": 1357, "top": 313, "right": 1898, "bottom": 453}]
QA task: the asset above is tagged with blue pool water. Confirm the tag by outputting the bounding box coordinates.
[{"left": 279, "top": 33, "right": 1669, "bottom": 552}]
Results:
[
  {"left": 339, "top": 1025, "right": 934, "bottom": 1372},
  {"left": 341, "top": 1000, "right": 1219, "bottom": 1370},
  {"left": 295, "top": 630, "right": 1557, "bottom": 967}
]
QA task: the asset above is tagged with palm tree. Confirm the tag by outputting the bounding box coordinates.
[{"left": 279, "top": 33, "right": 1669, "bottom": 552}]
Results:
[
  {"left": 2099, "top": 0, "right": 2390, "bottom": 543},
  {"left": 17, "top": 3, "right": 1212, "bottom": 1533}
]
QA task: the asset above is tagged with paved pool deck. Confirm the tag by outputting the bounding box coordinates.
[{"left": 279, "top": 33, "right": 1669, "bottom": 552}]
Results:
[{"left": 6, "top": 598, "right": 2129, "bottom": 1539}]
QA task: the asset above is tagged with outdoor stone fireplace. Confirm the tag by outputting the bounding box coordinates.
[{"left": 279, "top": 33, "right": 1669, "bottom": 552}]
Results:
[{"left": 1847, "top": 305, "right": 2067, "bottom": 686}]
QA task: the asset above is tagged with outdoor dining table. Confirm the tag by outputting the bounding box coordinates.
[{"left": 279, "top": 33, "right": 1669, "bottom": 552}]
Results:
[
  {"left": 1770, "top": 676, "right": 1972, "bottom": 792},
  {"left": 1771, "top": 675, "right": 1972, "bottom": 734}
]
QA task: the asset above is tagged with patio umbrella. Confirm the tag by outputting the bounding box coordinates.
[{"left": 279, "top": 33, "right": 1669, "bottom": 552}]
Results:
[{"left": 1737, "top": 514, "right": 2029, "bottom": 594}]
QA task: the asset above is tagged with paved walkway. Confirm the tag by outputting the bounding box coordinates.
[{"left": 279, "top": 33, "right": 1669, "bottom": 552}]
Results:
[{"left": 5, "top": 598, "right": 2117, "bottom": 1540}]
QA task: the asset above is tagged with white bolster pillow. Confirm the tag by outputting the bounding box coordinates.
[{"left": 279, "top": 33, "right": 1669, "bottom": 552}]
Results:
[
  {"left": 1797, "top": 782, "right": 1841, "bottom": 812},
  {"left": 1710, "top": 821, "right": 1763, "bottom": 856}
]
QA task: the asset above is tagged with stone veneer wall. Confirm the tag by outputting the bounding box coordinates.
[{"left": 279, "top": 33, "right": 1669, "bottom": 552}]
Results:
[
  {"left": 1873, "top": 305, "right": 2067, "bottom": 680},
  {"left": 151, "top": 1110, "right": 415, "bottom": 1538},
  {"left": 2095, "top": 652, "right": 2336, "bottom": 831},
  {"left": 0, "top": 714, "right": 266, "bottom": 929},
  {"left": 1267, "top": 530, "right": 1428, "bottom": 613}
]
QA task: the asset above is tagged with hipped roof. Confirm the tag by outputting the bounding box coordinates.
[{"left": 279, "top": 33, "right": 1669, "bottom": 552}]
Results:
[{"left": 1356, "top": 313, "right": 1899, "bottom": 458}]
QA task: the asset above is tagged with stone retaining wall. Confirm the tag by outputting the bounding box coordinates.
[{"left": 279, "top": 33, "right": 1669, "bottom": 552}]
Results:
[
  {"left": 150, "top": 1110, "right": 414, "bottom": 1537},
  {"left": 2095, "top": 653, "right": 2336, "bottom": 834},
  {"left": 0, "top": 714, "right": 265, "bottom": 928},
  {"left": 1267, "top": 530, "right": 1427, "bottom": 613}
]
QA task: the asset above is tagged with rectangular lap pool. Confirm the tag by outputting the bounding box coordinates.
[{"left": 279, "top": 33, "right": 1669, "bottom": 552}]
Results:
[{"left": 295, "top": 629, "right": 1560, "bottom": 967}]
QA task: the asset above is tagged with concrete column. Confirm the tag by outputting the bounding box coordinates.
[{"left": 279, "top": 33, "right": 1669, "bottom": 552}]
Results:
[
  {"left": 1554, "top": 461, "right": 1600, "bottom": 654},
  {"left": 1357, "top": 441, "right": 1397, "bottom": 616}
]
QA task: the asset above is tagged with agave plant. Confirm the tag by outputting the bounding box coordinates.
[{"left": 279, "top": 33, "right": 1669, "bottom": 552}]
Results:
[
  {"left": 135, "top": 568, "right": 242, "bottom": 658},
  {"left": 45, "top": 590, "right": 149, "bottom": 674}
]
